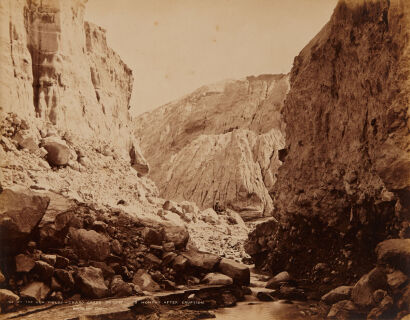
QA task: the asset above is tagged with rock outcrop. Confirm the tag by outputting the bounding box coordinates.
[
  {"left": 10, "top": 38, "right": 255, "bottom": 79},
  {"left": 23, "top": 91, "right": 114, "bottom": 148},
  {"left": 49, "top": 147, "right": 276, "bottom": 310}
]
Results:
[
  {"left": 0, "top": 0, "right": 137, "bottom": 159},
  {"left": 246, "top": 0, "right": 410, "bottom": 318},
  {"left": 135, "top": 75, "right": 289, "bottom": 218}
]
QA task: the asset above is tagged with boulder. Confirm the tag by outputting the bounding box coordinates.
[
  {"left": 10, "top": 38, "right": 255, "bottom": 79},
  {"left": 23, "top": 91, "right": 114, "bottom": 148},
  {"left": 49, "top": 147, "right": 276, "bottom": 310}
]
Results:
[
  {"left": 89, "top": 261, "right": 115, "bottom": 279},
  {"left": 76, "top": 267, "right": 108, "bottom": 299},
  {"left": 34, "top": 260, "right": 54, "bottom": 281},
  {"left": 55, "top": 255, "right": 69, "bottom": 269},
  {"left": 43, "top": 139, "right": 71, "bottom": 166},
  {"left": 376, "top": 239, "right": 410, "bottom": 275},
  {"left": 256, "top": 291, "right": 275, "bottom": 301},
  {"left": 180, "top": 201, "right": 199, "bottom": 214},
  {"left": 54, "top": 269, "right": 75, "bottom": 290},
  {"left": 15, "top": 254, "right": 35, "bottom": 273},
  {"left": 387, "top": 270, "right": 408, "bottom": 290},
  {"left": 266, "top": 271, "right": 291, "bottom": 289},
  {"left": 321, "top": 286, "right": 353, "bottom": 305},
  {"left": 69, "top": 228, "right": 110, "bottom": 261},
  {"left": 40, "top": 254, "right": 57, "bottom": 266},
  {"left": 20, "top": 282, "right": 50, "bottom": 302},
  {"left": 351, "top": 267, "right": 387, "bottom": 307},
  {"left": 218, "top": 258, "right": 250, "bottom": 285},
  {"left": 0, "top": 188, "right": 49, "bottom": 242},
  {"left": 162, "top": 224, "right": 189, "bottom": 249},
  {"left": 278, "top": 286, "right": 306, "bottom": 301},
  {"left": 202, "top": 273, "right": 233, "bottom": 285},
  {"left": 111, "top": 239, "right": 123, "bottom": 256},
  {"left": 327, "top": 300, "right": 360, "bottom": 320},
  {"left": 0, "top": 289, "right": 20, "bottom": 310},
  {"left": 142, "top": 227, "right": 163, "bottom": 245},
  {"left": 110, "top": 276, "right": 133, "bottom": 297},
  {"left": 132, "top": 269, "right": 161, "bottom": 292},
  {"left": 163, "top": 242, "right": 175, "bottom": 252},
  {"left": 183, "top": 250, "right": 221, "bottom": 272},
  {"left": 200, "top": 208, "right": 219, "bottom": 224},
  {"left": 163, "top": 200, "right": 184, "bottom": 215}
]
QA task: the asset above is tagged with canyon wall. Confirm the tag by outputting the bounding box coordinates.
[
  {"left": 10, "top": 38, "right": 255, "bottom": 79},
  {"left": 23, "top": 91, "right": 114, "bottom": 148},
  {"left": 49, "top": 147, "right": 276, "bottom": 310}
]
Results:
[
  {"left": 135, "top": 75, "right": 288, "bottom": 218},
  {"left": 0, "top": 0, "right": 135, "bottom": 157},
  {"left": 247, "top": 0, "right": 410, "bottom": 286}
]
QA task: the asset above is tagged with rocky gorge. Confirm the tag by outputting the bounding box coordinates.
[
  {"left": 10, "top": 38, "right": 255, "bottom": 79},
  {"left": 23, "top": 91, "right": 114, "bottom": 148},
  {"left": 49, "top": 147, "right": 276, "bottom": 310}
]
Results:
[{"left": 0, "top": 0, "right": 409, "bottom": 319}]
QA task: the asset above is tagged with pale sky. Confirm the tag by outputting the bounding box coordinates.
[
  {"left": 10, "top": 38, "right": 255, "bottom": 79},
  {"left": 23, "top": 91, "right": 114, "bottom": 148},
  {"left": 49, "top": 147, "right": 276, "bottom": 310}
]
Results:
[{"left": 85, "top": 0, "right": 338, "bottom": 115}]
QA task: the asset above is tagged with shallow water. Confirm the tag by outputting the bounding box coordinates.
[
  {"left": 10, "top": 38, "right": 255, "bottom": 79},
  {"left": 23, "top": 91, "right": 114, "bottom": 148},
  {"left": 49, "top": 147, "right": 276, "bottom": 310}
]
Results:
[{"left": 214, "top": 300, "right": 308, "bottom": 320}]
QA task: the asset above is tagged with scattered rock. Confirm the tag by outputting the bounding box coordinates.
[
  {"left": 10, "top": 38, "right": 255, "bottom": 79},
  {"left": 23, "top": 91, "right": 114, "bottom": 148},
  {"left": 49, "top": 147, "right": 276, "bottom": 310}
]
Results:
[
  {"left": 76, "top": 266, "right": 109, "bottom": 299},
  {"left": 218, "top": 258, "right": 250, "bottom": 285},
  {"left": 111, "top": 239, "right": 123, "bottom": 256},
  {"left": 110, "top": 276, "right": 133, "bottom": 297},
  {"left": 327, "top": 300, "right": 360, "bottom": 320},
  {"left": 132, "top": 269, "right": 161, "bottom": 292},
  {"left": 321, "top": 286, "right": 353, "bottom": 305},
  {"left": 142, "top": 227, "right": 163, "bottom": 245},
  {"left": 43, "top": 139, "right": 71, "bottom": 166},
  {"left": 266, "top": 271, "right": 291, "bottom": 289},
  {"left": 376, "top": 239, "right": 410, "bottom": 275},
  {"left": 20, "top": 282, "right": 50, "bottom": 302},
  {"left": 163, "top": 242, "right": 175, "bottom": 252},
  {"left": 351, "top": 267, "right": 387, "bottom": 307},
  {"left": 69, "top": 228, "right": 111, "bottom": 261},
  {"left": 162, "top": 224, "right": 189, "bottom": 249},
  {"left": 202, "top": 273, "right": 233, "bottom": 285},
  {"left": 0, "top": 289, "right": 20, "bottom": 310},
  {"left": 0, "top": 188, "right": 49, "bottom": 242},
  {"left": 15, "top": 254, "right": 35, "bottom": 273}
]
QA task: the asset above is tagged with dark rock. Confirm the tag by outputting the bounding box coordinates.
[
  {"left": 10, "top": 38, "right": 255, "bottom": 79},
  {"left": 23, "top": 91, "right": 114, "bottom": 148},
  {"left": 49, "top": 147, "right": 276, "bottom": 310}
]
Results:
[
  {"left": 15, "top": 254, "right": 35, "bottom": 273},
  {"left": 92, "top": 221, "right": 108, "bottom": 233},
  {"left": 145, "top": 253, "right": 162, "bottom": 266},
  {"left": 20, "top": 281, "right": 50, "bottom": 302},
  {"left": 132, "top": 269, "right": 160, "bottom": 292},
  {"left": 43, "top": 140, "right": 70, "bottom": 166},
  {"left": 55, "top": 255, "right": 69, "bottom": 268},
  {"left": 367, "top": 295, "right": 394, "bottom": 320},
  {"left": 34, "top": 260, "right": 54, "bottom": 281},
  {"left": 327, "top": 300, "right": 360, "bottom": 320},
  {"left": 278, "top": 286, "right": 306, "bottom": 301},
  {"left": 376, "top": 239, "right": 410, "bottom": 275},
  {"left": 256, "top": 291, "right": 275, "bottom": 301},
  {"left": 0, "top": 188, "right": 49, "bottom": 243},
  {"left": 110, "top": 276, "right": 133, "bottom": 297},
  {"left": 172, "top": 255, "right": 189, "bottom": 272},
  {"left": 162, "top": 224, "right": 189, "bottom": 249},
  {"left": 54, "top": 269, "right": 75, "bottom": 290},
  {"left": 220, "top": 293, "right": 236, "bottom": 307},
  {"left": 89, "top": 261, "right": 115, "bottom": 279},
  {"left": 142, "top": 227, "right": 162, "bottom": 245},
  {"left": 111, "top": 239, "right": 123, "bottom": 256},
  {"left": 69, "top": 228, "right": 110, "bottom": 261},
  {"left": 76, "top": 266, "right": 108, "bottom": 299},
  {"left": 162, "top": 252, "right": 178, "bottom": 266},
  {"left": 0, "top": 270, "right": 5, "bottom": 284},
  {"left": 218, "top": 258, "right": 250, "bottom": 285},
  {"left": 351, "top": 267, "right": 387, "bottom": 307},
  {"left": 0, "top": 289, "right": 20, "bottom": 311},
  {"left": 321, "top": 286, "right": 353, "bottom": 305},
  {"left": 163, "top": 242, "right": 175, "bottom": 252}
]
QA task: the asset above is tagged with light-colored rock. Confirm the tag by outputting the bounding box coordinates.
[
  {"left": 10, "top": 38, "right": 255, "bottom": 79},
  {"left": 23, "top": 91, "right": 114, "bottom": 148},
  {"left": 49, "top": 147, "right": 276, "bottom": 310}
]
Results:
[
  {"left": 266, "top": 271, "right": 291, "bottom": 289},
  {"left": 183, "top": 250, "right": 221, "bottom": 271},
  {"left": 0, "top": 289, "right": 20, "bottom": 307},
  {"left": 110, "top": 276, "right": 133, "bottom": 297},
  {"left": 200, "top": 208, "right": 220, "bottom": 224},
  {"left": 321, "top": 286, "right": 353, "bottom": 305},
  {"left": 218, "top": 258, "right": 250, "bottom": 285},
  {"left": 0, "top": 188, "right": 49, "bottom": 242},
  {"left": 387, "top": 270, "right": 408, "bottom": 289},
  {"left": 15, "top": 254, "right": 35, "bottom": 273},
  {"left": 76, "top": 267, "right": 108, "bottom": 299},
  {"left": 202, "top": 273, "right": 233, "bottom": 285},
  {"left": 43, "top": 140, "right": 70, "bottom": 166},
  {"left": 132, "top": 269, "right": 161, "bottom": 292},
  {"left": 351, "top": 267, "right": 387, "bottom": 308},
  {"left": 69, "top": 228, "right": 111, "bottom": 261},
  {"left": 135, "top": 75, "right": 289, "bottom": 217},
  {"left": 20, "top": 282, "right": 50, "bottom": 302},
  {"left": 162, "top": 224, "right": 189, "bottom": 249},
  {"left": 130, "top": 141, "right": 149, "bottom": 176}
]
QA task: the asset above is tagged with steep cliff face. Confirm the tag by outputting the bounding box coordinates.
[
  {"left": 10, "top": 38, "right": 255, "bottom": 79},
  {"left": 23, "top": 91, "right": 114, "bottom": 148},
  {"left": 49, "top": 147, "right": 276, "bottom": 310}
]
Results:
[
  {"left": 135, "top": 75, "right": 289, "bottom": 218},
  {"left": 247, "top": 0, "right": 410, "bottom": 286},
  {"left": 0, "top": 0, "right": 135, "bottom": 156}
]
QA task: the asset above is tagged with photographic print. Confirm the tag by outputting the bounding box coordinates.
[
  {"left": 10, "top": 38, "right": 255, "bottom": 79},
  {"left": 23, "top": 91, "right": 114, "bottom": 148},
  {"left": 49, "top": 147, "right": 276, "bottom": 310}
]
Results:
[{"left": 0, "top": 0, "right": 409, "bottom": 319}]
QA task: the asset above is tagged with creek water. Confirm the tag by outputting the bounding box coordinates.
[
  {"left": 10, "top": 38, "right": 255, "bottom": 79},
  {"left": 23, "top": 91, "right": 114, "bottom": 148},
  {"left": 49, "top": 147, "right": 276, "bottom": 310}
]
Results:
[{"left": 214, "top": 300, "right": 308, "bottom": 320}]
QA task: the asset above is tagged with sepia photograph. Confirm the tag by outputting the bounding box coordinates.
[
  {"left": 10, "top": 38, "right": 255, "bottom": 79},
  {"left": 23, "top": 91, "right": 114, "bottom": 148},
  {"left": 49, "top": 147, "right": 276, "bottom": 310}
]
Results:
[{"left": 0, "top": 0, "right": 409, "bottom": 319}]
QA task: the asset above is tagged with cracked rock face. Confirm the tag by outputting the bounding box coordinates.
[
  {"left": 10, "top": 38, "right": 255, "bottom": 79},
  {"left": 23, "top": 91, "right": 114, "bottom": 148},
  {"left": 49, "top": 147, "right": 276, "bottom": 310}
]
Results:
[
  {"left": 135, "top": 75, "right": 289, "bottom": 217},
  {"left": 0, "top": 0, "right": 137, "bottom": 159}
]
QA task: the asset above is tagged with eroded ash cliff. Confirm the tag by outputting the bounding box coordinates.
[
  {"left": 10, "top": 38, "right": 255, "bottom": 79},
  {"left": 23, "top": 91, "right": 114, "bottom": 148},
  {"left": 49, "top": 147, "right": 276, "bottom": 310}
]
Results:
[
  {"left": 135, "top": 75, "right": 289, "bottom": 220},
  {"left": 246, "top": 0, "right": 410, "bottom": 318}
]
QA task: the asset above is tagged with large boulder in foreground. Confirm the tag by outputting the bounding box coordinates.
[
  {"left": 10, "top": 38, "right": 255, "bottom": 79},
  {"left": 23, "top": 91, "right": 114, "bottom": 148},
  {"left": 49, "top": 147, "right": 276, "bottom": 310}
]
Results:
[
  {"left": 76, "top": 267, "right": 108, "bottom": 299},
  {"left": 0, "top": 188, "right": 49, "bottom": 243},
  {"left": 217, "top": 258, "right": 250, "bottom": 285},
  {"left": 351, "top": 267, "right": 387, "bottom": 308},
  {"left": 376, "top": 239, "right": 410, "bottom": 275},
  {"left": 69, "top": 228, "right": 111, "bottom": 261}
]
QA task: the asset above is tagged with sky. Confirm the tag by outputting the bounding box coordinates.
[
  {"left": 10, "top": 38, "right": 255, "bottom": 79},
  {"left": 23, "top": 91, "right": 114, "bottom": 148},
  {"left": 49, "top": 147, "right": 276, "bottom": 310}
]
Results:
[{"left": 85, "top": 0, "right": 338, "bottom": 115}]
